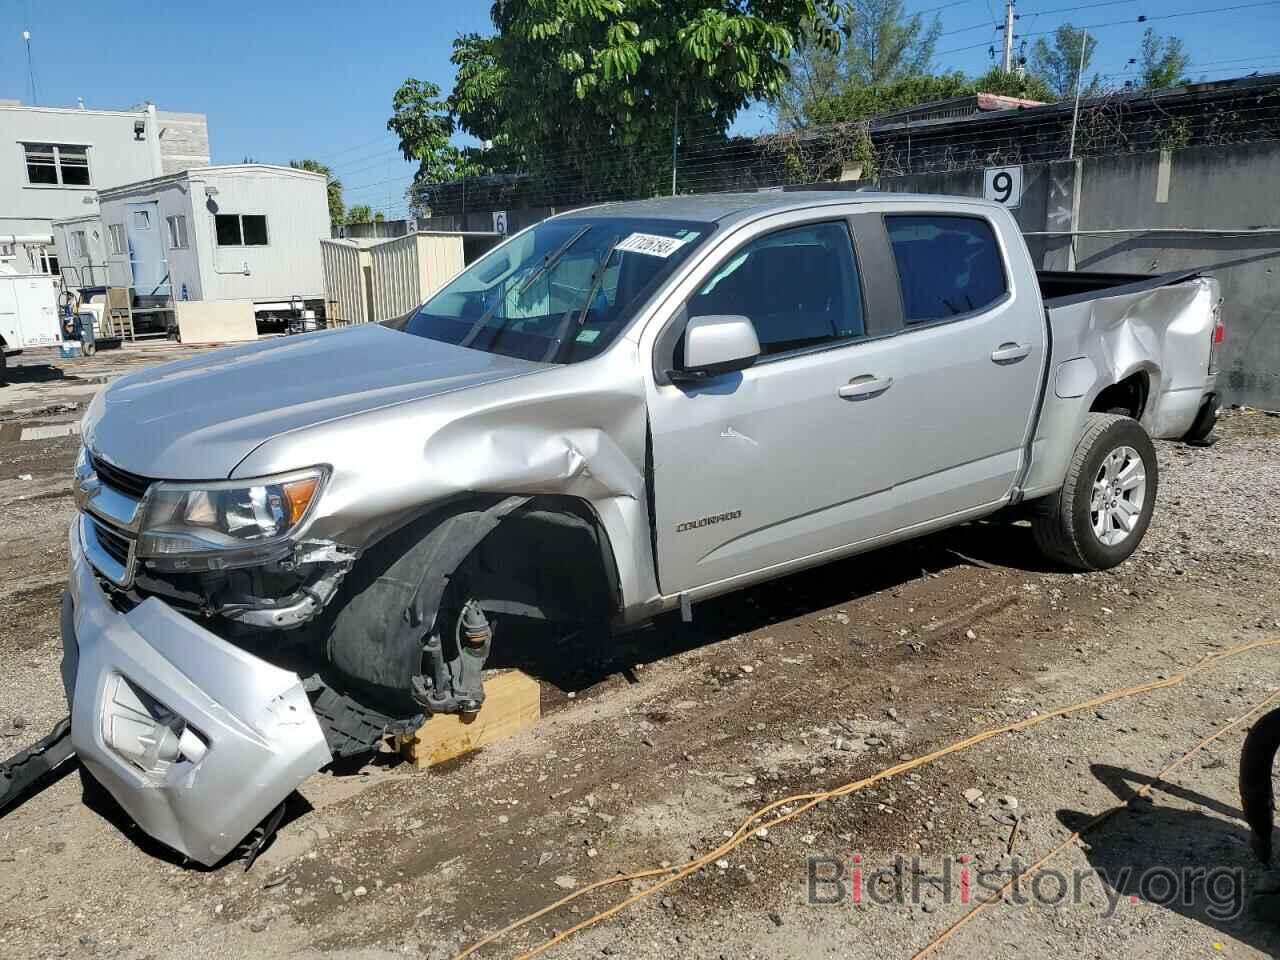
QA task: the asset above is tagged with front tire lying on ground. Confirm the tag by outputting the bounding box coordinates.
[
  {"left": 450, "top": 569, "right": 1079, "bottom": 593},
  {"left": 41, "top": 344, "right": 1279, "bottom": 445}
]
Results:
[{"left": 1032, "top": 413, "right": 1159, "bottom": 571}]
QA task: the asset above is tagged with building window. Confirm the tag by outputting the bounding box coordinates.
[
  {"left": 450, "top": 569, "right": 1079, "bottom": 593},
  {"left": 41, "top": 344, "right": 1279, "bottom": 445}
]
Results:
[
  {"left": 166, "top": 215, "right": 189, "bottom": 250},
  {"left": 215, "top": 214, "right": 269, "bottom": 246},
  {"left": 23, "top": 143, "right": 91, "bottom": 186},
  {"left": 71, "top": 231, "right": 88, "bottom": 258},
  {"left": 108, "top": 224, "right": 126, "bottom": 256}
]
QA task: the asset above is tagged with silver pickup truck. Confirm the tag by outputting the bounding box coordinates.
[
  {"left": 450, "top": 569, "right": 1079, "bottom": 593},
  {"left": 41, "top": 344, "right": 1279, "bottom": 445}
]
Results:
[{"left": 61, "top": 192, "right": 1222, "bottom": 864}]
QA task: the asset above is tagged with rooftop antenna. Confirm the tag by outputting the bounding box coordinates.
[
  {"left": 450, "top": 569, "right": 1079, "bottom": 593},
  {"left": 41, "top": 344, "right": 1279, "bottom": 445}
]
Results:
[{"left": 22, "top": 30, "right": 39, "bottom": 105}]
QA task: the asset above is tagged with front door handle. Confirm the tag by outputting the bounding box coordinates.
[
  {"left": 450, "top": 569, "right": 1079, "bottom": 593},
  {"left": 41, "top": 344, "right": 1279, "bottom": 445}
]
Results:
[
  {"left": 991, "top": 342, "right": 1032, "bottom": 364},
  {"left": 838, "top": 375, "right": 894, "bottom": 400}
]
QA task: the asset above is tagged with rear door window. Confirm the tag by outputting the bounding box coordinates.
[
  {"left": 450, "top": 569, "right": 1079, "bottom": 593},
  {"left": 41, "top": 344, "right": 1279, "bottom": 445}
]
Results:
[
  {"left": 885, "top": 215, "right": 1007, "bottom": 324},
  {"left": 686, "top": 221, "right": 865, "bottom": 356}
]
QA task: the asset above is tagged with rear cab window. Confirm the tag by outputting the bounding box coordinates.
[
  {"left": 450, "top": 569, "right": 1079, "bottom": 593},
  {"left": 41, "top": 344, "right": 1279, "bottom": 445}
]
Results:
[{"left": 885, "top": 215, "right": 1007, "bottom": 324}]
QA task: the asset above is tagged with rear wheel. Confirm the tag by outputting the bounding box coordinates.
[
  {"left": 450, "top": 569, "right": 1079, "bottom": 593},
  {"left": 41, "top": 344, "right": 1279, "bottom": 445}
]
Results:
[{"left": 1032, "top": 414, "right": 1158, "bottom": 570}]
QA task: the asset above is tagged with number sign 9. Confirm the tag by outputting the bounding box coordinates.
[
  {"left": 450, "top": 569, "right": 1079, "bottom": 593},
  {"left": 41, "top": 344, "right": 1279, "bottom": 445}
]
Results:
[{"left": 983, "top": 166, "right": 1023, "bottom": 209}]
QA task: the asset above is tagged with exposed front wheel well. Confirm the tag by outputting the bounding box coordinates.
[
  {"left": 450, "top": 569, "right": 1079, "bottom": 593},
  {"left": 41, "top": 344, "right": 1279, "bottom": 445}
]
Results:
[
  {"left": 318, "top": 494, "right": 623, "bottom": 711},
  {"left": 464, "top": 495, "right": 622, "bottom": 625},
  {"left": 1090, "top": 372, "right": 1149, "bottom": 420}
]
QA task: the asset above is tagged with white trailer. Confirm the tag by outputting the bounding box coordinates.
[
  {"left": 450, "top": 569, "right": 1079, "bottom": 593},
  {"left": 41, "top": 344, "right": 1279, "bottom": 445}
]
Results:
[
  {"left": 0, "top": 263, "right": 62, "bottom": 379},
  {"left": 53, "top": 164, "right": 330, "bottom": 338}
]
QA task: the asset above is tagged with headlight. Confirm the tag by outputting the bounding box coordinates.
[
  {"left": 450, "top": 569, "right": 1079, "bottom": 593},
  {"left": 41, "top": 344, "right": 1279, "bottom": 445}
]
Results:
[{"left": 137, "top": 467, "right": 327, "bottom": 568}]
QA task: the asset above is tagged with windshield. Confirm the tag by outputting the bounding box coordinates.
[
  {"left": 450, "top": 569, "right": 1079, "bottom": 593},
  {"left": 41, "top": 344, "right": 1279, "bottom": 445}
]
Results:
[{"left": 397, "top": 216, "right": 714, "bottom": 363}]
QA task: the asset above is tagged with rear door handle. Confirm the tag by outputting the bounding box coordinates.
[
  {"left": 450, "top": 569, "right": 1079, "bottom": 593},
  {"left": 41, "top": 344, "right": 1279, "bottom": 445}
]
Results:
[
  {"left": 991, "top": 342, "right": 1032, "bottom": 364},
  {"left": 838, "top": 375, "right": 894, "bottom": 400}
]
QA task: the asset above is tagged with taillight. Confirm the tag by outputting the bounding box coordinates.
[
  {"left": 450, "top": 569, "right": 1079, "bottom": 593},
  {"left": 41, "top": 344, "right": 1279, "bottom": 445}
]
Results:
[{"left": 1213, "top": 317, "right": 1225, "bottom": 344}]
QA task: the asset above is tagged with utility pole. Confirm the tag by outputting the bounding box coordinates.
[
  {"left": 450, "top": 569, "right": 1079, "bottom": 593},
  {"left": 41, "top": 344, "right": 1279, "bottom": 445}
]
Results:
[
  {"left": 1067, "top": 29, "right": 1089, "bottom": 160},
  {"left": 1001, "top": 1, "right": 1016, "bottom": 73},
  {"left": 671, "top": 101, "right": 679, "bottom": 196}
]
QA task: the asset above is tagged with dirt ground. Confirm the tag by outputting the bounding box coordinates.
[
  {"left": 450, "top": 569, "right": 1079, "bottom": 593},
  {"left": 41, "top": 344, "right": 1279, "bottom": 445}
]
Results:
[{"left": 1, "top": 344, "right": 1278, "bottom": 960}]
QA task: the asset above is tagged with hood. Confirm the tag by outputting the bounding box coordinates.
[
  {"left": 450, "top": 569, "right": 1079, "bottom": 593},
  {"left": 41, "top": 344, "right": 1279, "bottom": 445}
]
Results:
[{"left": 83, "top": 325, "right": 546, "bottom": 479}]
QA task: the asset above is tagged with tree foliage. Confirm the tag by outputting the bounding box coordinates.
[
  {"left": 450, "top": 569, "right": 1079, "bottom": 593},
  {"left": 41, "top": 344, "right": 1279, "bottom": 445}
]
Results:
[
  {"left": 345, "top": 203, "right": 385, "bottom": 224},
  {"left": 289, "top": 159, "right": 345, "bottom": 226},
  {"left": 970, "top": 67, "right": 1053, "bottom": 103},
  {"left": 1030, "top": 24, "right": 1099, "bottom": 100},
  {"left": 1139, "top": 27, "right": 1190, "bottom": 91},
  {"left": 776, "top": 0, "right": 940, "bottom": 129},
  {"left": 392, "top": 0, "right": 842, "bottom": 207},
  {"left": 793, "top": 66, "right": 1051, "bottom": 127}
]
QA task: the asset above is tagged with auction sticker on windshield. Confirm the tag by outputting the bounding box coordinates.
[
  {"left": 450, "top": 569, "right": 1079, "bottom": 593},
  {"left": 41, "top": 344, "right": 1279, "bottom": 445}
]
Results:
[{"left": 615, "top": 232, "right": 691, "bottom": 258}]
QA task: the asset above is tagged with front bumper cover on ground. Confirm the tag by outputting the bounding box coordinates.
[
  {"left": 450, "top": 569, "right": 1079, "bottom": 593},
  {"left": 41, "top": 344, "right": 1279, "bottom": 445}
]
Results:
[{"left": 62, "top": 519, "right": 333, "bottom": 866}]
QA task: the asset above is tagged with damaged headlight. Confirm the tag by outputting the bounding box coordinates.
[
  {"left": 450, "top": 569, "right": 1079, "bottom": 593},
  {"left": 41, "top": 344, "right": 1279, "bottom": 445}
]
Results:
[{"left": 137, "top": 467, "right": 327, "bottom": 571}]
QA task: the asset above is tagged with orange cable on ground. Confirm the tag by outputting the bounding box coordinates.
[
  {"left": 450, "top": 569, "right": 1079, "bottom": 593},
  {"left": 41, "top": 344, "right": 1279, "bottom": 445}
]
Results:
[
  {"left": 450, "top": 636, "right": 1280, "bottom": 960},
  {"left": 909, "top": 683, "right": 1280, "bottom": 959}
]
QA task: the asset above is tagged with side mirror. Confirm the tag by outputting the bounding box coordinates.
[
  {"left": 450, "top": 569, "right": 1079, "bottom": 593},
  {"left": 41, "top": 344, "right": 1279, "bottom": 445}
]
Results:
[{"left": 672, "top": 314, "right": 760, "bottom": 382}]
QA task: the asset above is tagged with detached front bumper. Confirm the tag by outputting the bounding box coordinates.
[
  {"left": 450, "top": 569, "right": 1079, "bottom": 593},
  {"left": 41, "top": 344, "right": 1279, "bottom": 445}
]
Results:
[{"left": 61, "top": 518, "right": 332, "bottom": 866}]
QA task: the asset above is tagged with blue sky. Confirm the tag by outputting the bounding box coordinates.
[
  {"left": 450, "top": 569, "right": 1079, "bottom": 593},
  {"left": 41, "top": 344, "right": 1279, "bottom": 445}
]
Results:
[{"left": 3, "top": 0, "right": 1279, "bottom": 218}]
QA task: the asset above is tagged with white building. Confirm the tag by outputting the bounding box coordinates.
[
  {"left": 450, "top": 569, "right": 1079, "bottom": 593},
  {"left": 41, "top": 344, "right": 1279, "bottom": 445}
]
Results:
[
  {"left": 54, "top": 165, "right": 330, "bottom": 322},
  {"left": 0, "top": 99, "right": 209, "bottom": 272}
]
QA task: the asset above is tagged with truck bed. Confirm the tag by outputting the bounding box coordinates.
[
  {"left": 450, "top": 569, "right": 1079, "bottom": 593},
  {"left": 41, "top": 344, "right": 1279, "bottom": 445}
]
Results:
[{"left": 1037, "top": 268, "right": 1202, "bottom": 305}]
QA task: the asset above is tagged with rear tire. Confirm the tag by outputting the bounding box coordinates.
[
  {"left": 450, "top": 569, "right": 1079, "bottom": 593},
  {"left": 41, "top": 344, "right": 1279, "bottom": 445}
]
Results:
[{"left": 1031, "top": 414, "right": 1158, "bottom": 570}]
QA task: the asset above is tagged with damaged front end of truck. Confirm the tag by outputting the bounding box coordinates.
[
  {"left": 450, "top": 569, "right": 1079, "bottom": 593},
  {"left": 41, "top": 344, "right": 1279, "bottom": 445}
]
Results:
[{"left": 56, "top": 356, "right": 654, "bottom": 867}]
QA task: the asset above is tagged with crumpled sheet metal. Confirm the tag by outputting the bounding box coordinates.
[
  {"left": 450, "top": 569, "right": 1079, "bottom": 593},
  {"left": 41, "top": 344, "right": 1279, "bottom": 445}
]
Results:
[
  {"left": 232, "top": 346, "right": 659, "bottom": 617},
  {"left": 66, "top": 523, "right": 333, "bottom": 866},
  {"left": 1025, "top": 276, "right": 1217, "bottom": 497}
]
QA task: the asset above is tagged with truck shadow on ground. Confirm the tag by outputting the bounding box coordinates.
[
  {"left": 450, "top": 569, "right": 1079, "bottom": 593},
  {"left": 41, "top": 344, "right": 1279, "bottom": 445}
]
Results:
[
  {"left": 486, "top": 517, "right": 1057, "bottom": 696},
  {"left": 1055, "top": 763, "right": 1280, "bottom": 952},
  {"left": 75, "top": 767, "right": 314, "bottom": 871}
]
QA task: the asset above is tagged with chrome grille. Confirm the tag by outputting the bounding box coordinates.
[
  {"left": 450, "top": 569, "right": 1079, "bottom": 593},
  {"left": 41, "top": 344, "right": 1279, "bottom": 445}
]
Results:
[
  {"left": 91, "top": 454, "right": 154, "bottom": 500},
  {"left": 92, "top": 519, "right": 131, "bottom": 567}
]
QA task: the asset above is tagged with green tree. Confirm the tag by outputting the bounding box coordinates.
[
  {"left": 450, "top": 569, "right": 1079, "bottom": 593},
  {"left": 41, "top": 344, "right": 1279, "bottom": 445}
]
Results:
[
  {"left": 806, "top": 72, "right": 970, "bottom": 125},
  {"left": 394, "top": 0, "right": 843, "bottom": 204},
  {"left": 797, "top": 67, "right": 1051, "bottom": 127},
  {"left": 776, "top": 0, "right": 940, "bottom": 129},
  {"left": 345, "top": 203, "right": 384, "bottom": 224},
  {"left": 1139, "top": 27, "right": 1190, "bottom": 90},
  {"left": 289, "top": 159, "right": 345, "bottom": 226},
  {"left": 1030, "top": 24, "right": 1099, "bottom": 100},
  {"left": 970, "top": 67, "right": 1053, "bottom": 103}
]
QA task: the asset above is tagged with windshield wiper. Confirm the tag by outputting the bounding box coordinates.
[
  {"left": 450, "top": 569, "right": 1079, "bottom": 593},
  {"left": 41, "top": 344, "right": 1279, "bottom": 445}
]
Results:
[
  {"left": 543, "top": 235, "right": 621, "bottom": 364},
  {"left": 459, "top": 224, "right": 592, "bottom": 350}
]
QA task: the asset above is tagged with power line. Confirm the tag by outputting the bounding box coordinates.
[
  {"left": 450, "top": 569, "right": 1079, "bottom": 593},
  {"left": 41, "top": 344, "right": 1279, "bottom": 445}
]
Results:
[
  {"left": 311, "top": 134, "right": 399, "bottom": 162},
  {"left": 938, "top": 0, "right": 1280, "bottom": 56}
]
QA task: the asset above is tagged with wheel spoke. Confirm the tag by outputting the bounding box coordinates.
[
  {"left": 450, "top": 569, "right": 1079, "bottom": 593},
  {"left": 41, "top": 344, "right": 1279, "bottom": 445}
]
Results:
[{"left": 1117, "top": 459, "right": 1145, "bottom": 491}]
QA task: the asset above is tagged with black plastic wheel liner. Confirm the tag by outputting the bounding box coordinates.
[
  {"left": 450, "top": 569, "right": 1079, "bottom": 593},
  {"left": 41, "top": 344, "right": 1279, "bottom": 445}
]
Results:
[
  {"left": 320, "top": 496, "right": 529, "bottom": 712},
  {"left": 1240, "top": 706, "right": 1280, "bottom": 865}
]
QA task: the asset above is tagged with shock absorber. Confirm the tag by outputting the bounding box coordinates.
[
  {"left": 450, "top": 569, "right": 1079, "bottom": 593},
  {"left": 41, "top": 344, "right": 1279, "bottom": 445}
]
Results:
[{"left": 453, "top": 600, "right": 492, "bottom": 714}]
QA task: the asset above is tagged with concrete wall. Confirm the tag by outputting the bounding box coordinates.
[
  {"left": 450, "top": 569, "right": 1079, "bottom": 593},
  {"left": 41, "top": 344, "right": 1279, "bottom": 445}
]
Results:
[
  {"left": 876, "top": 141, "right": 1280, "bottom": 411},
  {"left": 0, "top": 103, "right": 209, "bottom": 238}
]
